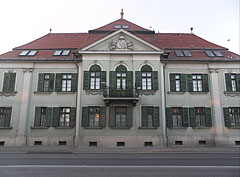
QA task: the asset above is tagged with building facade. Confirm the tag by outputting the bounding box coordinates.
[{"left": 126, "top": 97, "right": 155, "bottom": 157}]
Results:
[{"left": 0, "top": 15, "right": 239, "bottom": 147}]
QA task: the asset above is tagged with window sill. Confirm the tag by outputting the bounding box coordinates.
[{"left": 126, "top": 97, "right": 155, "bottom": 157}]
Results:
[
  {"left": 34, "top": 91, "right": 52, "bottom": 94},
  {"left": 54, "top": 127, "right": 74, "bottom": 129},
  {"left": 139, "top": 90, "right": 156, "bottom": 96},
  {"left": 168, "top": 127, "right": 187, "bottom": 129},
  {"left": 56, "top": 92, "right": 76, "bottom": 94},
  {"left": 192, "top": 127, "right": 212, "bottom": 129},
  {"left": 85, "top": 90, "right": 103, "bottom": 95},
  {"left": 0, "top": 91, "right": 17, "bottom": 97},
  {"left": 189, "top": 92, "right": 208, "bottom": 94},
  {"left": 139, "top": 127, "right": 158, "bottom": 129},
  {"left": 84, "top": 127, "right": 104, "bottom": 129},
  {"left": 223, "top": 91, "right": 240, "bottom": 97},
  {"left": 30, "top": 126, "right": 49, "bottom": 129},
  {"left": 226, "top": 127, "right": 240, "bottom": 129},
  {"left": 167, "top": 91, "right": 185, "bottom": 95},
  {"left": 0, "top": 127, "right": 13, "bottom": 129},
  {"left": 110, "top": 127, "right": 131, "bottom": 129}
]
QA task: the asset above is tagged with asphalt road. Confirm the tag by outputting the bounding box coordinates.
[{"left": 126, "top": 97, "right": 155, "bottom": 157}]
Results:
[{"left": 0, "top": 152, "right": 239, "bottom": 177}]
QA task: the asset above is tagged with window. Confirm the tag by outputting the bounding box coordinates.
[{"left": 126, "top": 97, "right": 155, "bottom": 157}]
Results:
[
  {"left": 122, "top": 25, "right": 130, "bottom": 29},
  {"left": 141, "top": 106, "right": 159, "bottom": 128},
  {"left": 59, "top": 108, "right": 70, "bottom": 127},
  {"left": 55, "top": 73, "right": 77, "bottom": 92},
  {"left": 225, "top": 73, "right": 240, "bottom": 92},
  {"left": 117, "top": 72, "right": 126, "bottom": 90},
  {"left": 83, "top": 65, "right": 106, "bottom": 91},
  {"left": 89, "top": 107, "right": 100, "bottom": 127},
  {"left": 114, "top": 25, "right": 130, "bottom": 29},
  {"left": 34, "top": 107, "right": 52, "bottom": 127},
  {"left": 43, "top": 74, "right": 50, "bottom": 91},
  {"left": 0, "top": 107, "right": 12, "bottom": 127},
  {"left": 82, "top": 107, "right": 106, "bottom": 128},
  {"left": 114, "top": 24, "right": 121, "bottom": 29},
  {"left": 53, "top": 50, "right": 70, "bottom": 56},
  {"left": 115, "top": 107, "right": 127, "bottom": 127},
  {"left": 37, "top": 73, "right": 54, "bottom": 92},
  {"left": 135, "top": 65, "right": 158, "bottom": 91},
  {"left": 192, "top": 74, "right": 202, "bottom": 92},
  {"left": 2, "top": 72, "right": 16, "bottom": 92},
  {"left": 19, "top": 50, "right": 37, "bottom": 56},
  {"left": 175, "top": 50, "right": 192, "bottom": 57},
  {"left": 169, "top": 73, "right": 186, "bottom": 92},
  {"left": 172, "top": 108, "right": 183, "bottom": 127},
  {"left": 62, "top": 74, "right": 72, "bottom": 91},
  {"left": 224, "top": 107, "right": 240, "bottom": 127},
  {"left": 205, "top": 50, "right": 223, "bottom": 57},
  {"left": 195, "top": 108, "right": 206, "bottom": 127}
]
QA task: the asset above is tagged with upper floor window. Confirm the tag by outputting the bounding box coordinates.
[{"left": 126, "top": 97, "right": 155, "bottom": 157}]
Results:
[
  {"left": 83, "top": 65, "right": 106, "bottom": 91},
  {"left": 0, "top": 107, "right": 12, "bottom": 127},
  {"left": 116, "top": 65, "right": 127, "bottom": 91},
  {"left": 169, "top": 73, "right": 186, "bottom": 92},
  {"left": 55, "top": 73, "right": 77, "bottom": 92},
  {"left": 37, "top": 73, "right": 55, "bottom": 92},
  {"left": 225, "top": 73, "right": 240, "bottom": 92},
  {"left": 2, "top": 72, "right": 16, "bottom": 92},
  {"left": 192, "top": 74, "right": 202, "bottom": 92},
  {"left": 135, "top": 65, "right": 158, "bottom": 91}
]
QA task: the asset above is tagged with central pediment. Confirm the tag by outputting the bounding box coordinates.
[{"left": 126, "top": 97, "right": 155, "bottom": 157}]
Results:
[{"left": 79, "top": 29, "right": 163, "bottom": 54}]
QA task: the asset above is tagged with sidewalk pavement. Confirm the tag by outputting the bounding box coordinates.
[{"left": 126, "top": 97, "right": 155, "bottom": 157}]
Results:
[{"left": 0, "top": 146, "right": 239, "bottom": 154}]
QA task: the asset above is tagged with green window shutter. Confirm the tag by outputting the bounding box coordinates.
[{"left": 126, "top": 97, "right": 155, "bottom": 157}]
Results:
[
  {"left": 127, "top": 71, "right": 133, "bottom": 97},
  {"left": 55, "top": 74, "right": 62, "bottom": 92},
  {"left": 135, "top": 71, "right": 141, "bottom": 89},
  {"left": 70, "top": 107, "right": 76, "bottom": 127},
  {"left": 153, "top": 107, "right": 160, "bottom": 127},
  {"left": 170, "top": 73, "right": 176, "bottom": 92},
  {"left": 205, "top": 108, "right": 212, "bottom": 127},
  {"left": 82, "top": 107, "right": 89, "bottom": 127},
  {"left": 189, "top": 108, "right": 196, "bottom": 127},
  {"left": 127, "top": 106, "right": 133, "bottom": 127},
  {"left": 109, "top": 106, "right": 115, "bottom": 127},
  {"left": 152, "top": 71, "right": 158, "bottom": 90},
  {"left": 83, "top": 71, "right": 90, "bottom": 90},
  {"left": 99, "top": 107, "right": 106, "bottom": 127},
  {"left": 223, "top": 108, "right": 231, "bottom": 127},
  {"left": 2, "top": 73, "right": 10, "bottom": 91},
  {"left": 225, "top": 73, "right": 232, "bottom": 92},
  {"left": 236, "top": 74, "right": 240, "bottom": 91},
  {"left": 182, "top": 108, "right": 189, "bottom": 127},
  {"left": 180, "top": 74, "right": 187, "bottom": 92},
  {"left": 52, "top": 107, "right": 59, "bottom": 127},
  {"left": 48, "top": 73, "right": 55, "bottom": 92},
  {"left": 187, "top": 74, "right": 193, "bottom": 92},
  {"left": 202, "top": 74, "right": 209, "bottom": 92},
  {"left": 34, "top": 107, "right": 41, "bottom": 127},
  {"left": 8, "top": 73, "right": 16, "bottom": 92},
  {"left": 101, "top": 71, "right": 107, "bottom": 90},
  {"left": 46, "top": 107, "right": 52, "bottom": 127},
  {"left": 37, "top": 74, "right": 44, "bottom": 92},
  {"left": 166, "top": 108, "right": 173, "bottom": 127},
  {"left": 141, "top": 106, "right": 148, "bottom": 127},
  {"left": 71, "top": 73, "right": 78, "bottom": 92},
  {"left": 109, "top": 71, "right": 117, "bottom": 97},
  {"left": 3, "top": 107, "right": 12, "bottom": 127}
]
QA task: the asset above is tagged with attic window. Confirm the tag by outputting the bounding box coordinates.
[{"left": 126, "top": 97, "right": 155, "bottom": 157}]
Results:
[
  {"left": 53, "top": 50, "right": 70, "bottom": 56},
  {"left": 122, "top": 25, "right": 130, "bottom": 29},
  {"left": 19, "top": 50, "right": 38, "bottom": 56},
  {"left": 19, "top": 50, "right": 29, "bottom": 56},
  {"left": 175, "top": 50, "right": 192, "bottom": 57},
  {"left": 114, "top": 24, "right": 121, "bottom": 29},
  {"left": 205, "top": 50, "right": 223, "bottom": 57}
]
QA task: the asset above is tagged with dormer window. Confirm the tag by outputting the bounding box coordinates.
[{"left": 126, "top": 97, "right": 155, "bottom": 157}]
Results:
[
  {"left": 53, "top": 50, "right": 70, "bottom": 56},
  {"left": 205, "top": 50, "right": 223, "bottom": 57},
  {"left": 19, "top": 50, "right": 38, "bottom": 56},
  {"left": 114, "top": 24, "right": 130, "bottom": 29},
  {"left": 122, "top": 25, "right": 129, "bottom": 29},
  {"left": 175, "top": 50, "right": 192, "bottom": 57},
  {"left": 114, "top": 25, "right": 121, "bottom": 29}
]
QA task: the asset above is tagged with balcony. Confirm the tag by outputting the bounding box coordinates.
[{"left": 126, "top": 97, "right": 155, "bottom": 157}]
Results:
[{"left": 103, "top": 87, "right": 139, "bottom": 106}]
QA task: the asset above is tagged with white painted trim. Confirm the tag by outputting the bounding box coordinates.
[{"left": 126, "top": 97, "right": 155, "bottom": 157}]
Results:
[
  {"left": 139, "top": 63, "right": 154, "bottom": 71},
  {"left": 80, "top": 29, "right": 163, "bottom": 52},
  {"left": 113, "top": 63, "right": 129, "bottom": 71},
  {"left": 79, "top": 51, "right": 162, "bottom": 54},
  {"left": 87, "top": 63, "right": 104, "bottom": 71}
]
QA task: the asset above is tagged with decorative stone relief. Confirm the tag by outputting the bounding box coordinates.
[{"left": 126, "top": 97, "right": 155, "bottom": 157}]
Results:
[{"left": 108, "top": 36, "right": 134, "bottom": 51}]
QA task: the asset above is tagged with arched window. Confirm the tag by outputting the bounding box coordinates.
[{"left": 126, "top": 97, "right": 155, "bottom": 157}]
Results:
[
  {"left": 90, "top": 65, "right": 101, "bottom": 90},
  {"left": 141, "top": 65, "right": 153, "bottom": 90},
  {"left": 115, "top": 65, "right": 127, "bottom": 90}
]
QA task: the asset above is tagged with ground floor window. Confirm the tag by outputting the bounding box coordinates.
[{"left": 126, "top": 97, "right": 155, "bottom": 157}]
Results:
[
  {"left": 89, "top": 107, "right": 100, "bottom": 127},
  {"left": 172, "top": 108, "right": 183, "bottom": 127},
  {"left": 224, "top": 107, "right": 240, "bottom": 127},
  {"left": 0, "top": 107, "right": 12, "bottom": 127},
  {"left": 115, "top": 107, "right": 127, "bottom": 127},
  {"left": 59, "top": 108, "right": 70, "bottom": 127},
  {"left": 195, "top": 107, "right": 206, "bottom": 127}
]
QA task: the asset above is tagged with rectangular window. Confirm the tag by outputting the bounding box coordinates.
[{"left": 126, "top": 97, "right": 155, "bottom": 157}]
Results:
[
  {"left": 142, "top": 106, "right": 153, "bottom": 127},
  {"left": 89, "top": 107, "right": 100, "bottom": 127},
  {"left": 116, "top": 73, "right": 126, "bottom": 90},
  {"left": 43, "top": 74, "right": 50, "bottom": 92},
  {"left": 231, "top": 74, "right": 237, "bottom": 92},
  {"left": 175, "top": 74, "right": 180, "bottom": 91},
  {"left": 2, "top": 72, "right": 16, "bottom": 92},
  {"left": 0, "top": 107, "right": 12, "bottom": 127},
  {"left": 195, "top": 107, "right": 206, "bottom": 127},
  {"left": 39, "top": 107, "right": 47, "bottom": 126},
  {"left": 172, "top": 108, "right": 183, "bottom": 127},
  {"left": 229, "top": 108, "right": 240, "bottom": 127},
  {"left": 192, "top": 74, "right": 202, "bottom": 92},
  {"left": 62, "top": 74, "right": 72, "bottom": 92},
  {"left": 142, "top": 72, "right": 152, "bottom": 90},
  {"left": 115, "top": 107, "right": 127, "bottom": 127},
  {"left": 59, "top": 108, "right": 70, "bottom": 127}
]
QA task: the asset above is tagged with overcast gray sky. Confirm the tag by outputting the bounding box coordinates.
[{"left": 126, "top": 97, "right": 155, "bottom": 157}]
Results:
[{"left": 0, "top": 0, "right": 239, "bottom": 54}]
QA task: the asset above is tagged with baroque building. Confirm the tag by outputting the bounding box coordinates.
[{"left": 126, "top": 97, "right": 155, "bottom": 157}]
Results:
[{"left": 0, "top": 12, "right": 239, "bottom": 147}]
